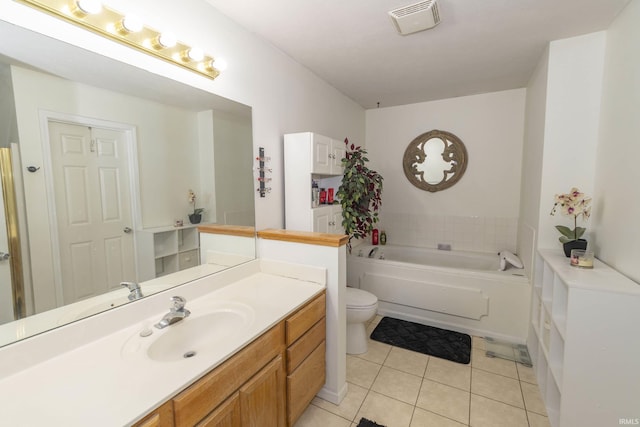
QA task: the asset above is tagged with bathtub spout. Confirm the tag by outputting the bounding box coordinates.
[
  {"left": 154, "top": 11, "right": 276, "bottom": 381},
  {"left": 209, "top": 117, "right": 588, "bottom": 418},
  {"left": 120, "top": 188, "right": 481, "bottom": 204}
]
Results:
[{"left": 368, "top": 247, "right": 379, "bottom": 258}]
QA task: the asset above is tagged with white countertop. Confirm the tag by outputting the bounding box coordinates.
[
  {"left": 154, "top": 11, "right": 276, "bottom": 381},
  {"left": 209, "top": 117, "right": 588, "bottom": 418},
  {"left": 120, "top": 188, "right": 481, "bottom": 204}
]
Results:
[
  {"left": 0, "top": 263, "right": 230, "bottom": 348},
  {"left": 0, "top": 261, "right": 325, "bottom": 426},
  {"left": 539, "top": 249, "right": 640, "bottom": 295}
]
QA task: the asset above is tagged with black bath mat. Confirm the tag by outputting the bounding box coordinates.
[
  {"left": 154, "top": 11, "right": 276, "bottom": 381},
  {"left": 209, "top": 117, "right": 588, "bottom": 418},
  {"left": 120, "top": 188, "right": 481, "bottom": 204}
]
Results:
[
  {"left": 357, "top": 418, "right": 386, "bottom": 427},
  {"left": 370, "top": 317, "right": 471, "bottom": 364}
]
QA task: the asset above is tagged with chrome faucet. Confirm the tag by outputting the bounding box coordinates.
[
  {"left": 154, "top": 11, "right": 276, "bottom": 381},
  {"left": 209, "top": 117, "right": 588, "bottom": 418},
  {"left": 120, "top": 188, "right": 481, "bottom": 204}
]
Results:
[
  {"left": 368, "top": 247, "right": 379, "bottom": 258},
  {"left": 154, "top": 296, "right": 191, "bottom": 329},
  {"left": 121, "top": 281, "right": 144, "bottom": 301}
]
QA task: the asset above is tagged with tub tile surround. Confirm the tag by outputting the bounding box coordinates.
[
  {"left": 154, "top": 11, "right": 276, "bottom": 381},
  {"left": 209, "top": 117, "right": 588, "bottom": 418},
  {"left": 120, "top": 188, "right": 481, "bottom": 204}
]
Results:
[
  {"left": 300, "top": 317, "right": 550, "bottom": 427},
  {"left": 0, "top": 259, "right": 327, "bottom": 426},
  {"left": 379, "top": 213, "right": 518, "bottom": 254}
]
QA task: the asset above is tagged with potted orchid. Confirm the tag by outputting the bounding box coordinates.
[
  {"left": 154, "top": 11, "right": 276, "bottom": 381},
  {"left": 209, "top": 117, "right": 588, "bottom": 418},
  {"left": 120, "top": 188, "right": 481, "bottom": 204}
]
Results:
[
  {"left": 550, "top": 187, "right": 591, "bottom": 256},
  {"left": 187, "top": 189, "right": 204, "bottom": 224}
]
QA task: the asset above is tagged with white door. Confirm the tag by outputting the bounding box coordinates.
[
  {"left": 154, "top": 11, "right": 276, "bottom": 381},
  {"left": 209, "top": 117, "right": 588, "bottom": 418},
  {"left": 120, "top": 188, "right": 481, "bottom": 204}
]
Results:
[{"left": 48, "top": 121, "right": 135, "bottom": 304}]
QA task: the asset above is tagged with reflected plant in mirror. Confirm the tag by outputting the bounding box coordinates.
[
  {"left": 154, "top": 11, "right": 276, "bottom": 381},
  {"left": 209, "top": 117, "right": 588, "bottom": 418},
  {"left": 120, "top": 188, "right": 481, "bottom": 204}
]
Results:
[
  {"left": 402, "top": 129, "right": 468, "bottom": 192},
  {"left": 0, "top": 21, "right": 256, "bottom": 347},
  {"left": 187, "top": 189, "right": 205, "bottom": 224}
]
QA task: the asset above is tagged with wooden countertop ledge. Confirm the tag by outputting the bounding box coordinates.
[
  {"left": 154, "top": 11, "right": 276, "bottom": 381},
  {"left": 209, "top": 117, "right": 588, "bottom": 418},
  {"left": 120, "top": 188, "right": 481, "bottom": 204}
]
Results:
[
  {"left": 198, "top": 224, "right": 255, "bottom": 237},
  {"left": 258, "top": 229, "right": 348, "bottom": 247}
]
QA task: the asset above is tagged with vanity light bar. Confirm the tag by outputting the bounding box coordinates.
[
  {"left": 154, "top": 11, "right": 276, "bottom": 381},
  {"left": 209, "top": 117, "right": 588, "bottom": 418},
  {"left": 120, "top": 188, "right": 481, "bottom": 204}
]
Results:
[{"left": 15, "top": 0, "right": 222, "bottom": 79}]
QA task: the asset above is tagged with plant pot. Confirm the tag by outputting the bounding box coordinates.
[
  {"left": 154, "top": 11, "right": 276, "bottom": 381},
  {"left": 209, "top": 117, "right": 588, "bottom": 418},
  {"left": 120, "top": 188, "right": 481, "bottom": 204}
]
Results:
[
  {"left": 188, "top": 213, "right": 202, "bottom": 224},
  {"left": 563, "top": 239, "right": 587, "bottom": 257}
]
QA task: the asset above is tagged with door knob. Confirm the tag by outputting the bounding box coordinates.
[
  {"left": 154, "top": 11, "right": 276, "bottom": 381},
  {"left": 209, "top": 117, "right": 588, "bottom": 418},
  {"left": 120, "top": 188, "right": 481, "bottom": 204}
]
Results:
[
  {"left": 0, "top": 252, "right": 10, "bottom": 261},
  {"left": 123, "top": 227, "right": 132, "bottom": 234}
]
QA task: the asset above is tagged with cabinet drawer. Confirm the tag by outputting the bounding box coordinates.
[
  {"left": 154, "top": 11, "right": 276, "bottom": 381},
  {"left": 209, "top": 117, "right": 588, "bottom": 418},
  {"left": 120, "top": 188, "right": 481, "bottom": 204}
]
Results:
[
  {"left": 178, "top": 249, "right": 199, "bottom": 270},
  {"left": 286, "top": 317, "right": 325, "bottom": 373},
  {"left": 286, "top": 293, "right": 326, "bottom": 345},
  {"left": 287, "top": 341, "right": 326, "bottom": 426},
  {"left": 173, "top": 323, "right": 284, "bottom": 427}
]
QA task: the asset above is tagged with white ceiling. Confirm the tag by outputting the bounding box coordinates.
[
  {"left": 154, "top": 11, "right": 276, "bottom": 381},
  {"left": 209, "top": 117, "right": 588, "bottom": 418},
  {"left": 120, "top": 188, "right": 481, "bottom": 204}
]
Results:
[{"left": 206, "top": 0, "right": 631, "bottom": 109}]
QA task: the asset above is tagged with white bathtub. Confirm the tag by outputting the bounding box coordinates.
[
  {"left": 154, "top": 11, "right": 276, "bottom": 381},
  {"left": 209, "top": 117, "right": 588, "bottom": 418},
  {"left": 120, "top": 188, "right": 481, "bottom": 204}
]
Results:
[{"left": 348, "top": 245, "right": 531, "bottom": 342}]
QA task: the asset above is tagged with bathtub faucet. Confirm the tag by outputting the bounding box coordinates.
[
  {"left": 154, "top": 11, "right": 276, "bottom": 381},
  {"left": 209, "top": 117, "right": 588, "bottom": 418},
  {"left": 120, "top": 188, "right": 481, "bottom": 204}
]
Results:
[{"left": 368, "top": 247, "right": 379, "bottom": 258}]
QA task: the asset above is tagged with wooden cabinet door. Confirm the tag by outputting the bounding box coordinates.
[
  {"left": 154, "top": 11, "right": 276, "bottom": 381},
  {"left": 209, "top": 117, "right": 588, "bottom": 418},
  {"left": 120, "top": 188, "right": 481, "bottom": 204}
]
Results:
[
  {"left": 198, "top": 393, "right": 241, "bottom": 427},
  {"left": 132, "top": 401, "right": 174, "bottom": 427},
  {"left": 239, "top": 355, "right": 286, "bottom": 427}
]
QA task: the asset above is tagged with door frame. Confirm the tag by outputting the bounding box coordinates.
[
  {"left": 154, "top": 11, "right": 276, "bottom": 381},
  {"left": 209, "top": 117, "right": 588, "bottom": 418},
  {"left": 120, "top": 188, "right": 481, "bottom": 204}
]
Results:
[{"left": 38, "top": 110, "right": 142, "bottom": 306}]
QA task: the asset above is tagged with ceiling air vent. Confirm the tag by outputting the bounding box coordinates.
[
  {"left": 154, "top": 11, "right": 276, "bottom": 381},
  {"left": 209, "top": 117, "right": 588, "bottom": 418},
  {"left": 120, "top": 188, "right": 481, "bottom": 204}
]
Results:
[{"left": 389, "top": 0, "right": 441, "bottom": 35}]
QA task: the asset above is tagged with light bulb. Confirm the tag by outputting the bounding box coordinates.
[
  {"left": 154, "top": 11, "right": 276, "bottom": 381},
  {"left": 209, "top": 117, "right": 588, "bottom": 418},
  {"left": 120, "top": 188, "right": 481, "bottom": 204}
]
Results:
[
  {"left": 152, "top": 32, "right": 177, "bottom": 50},
  {"left": 121, "top": 15, "right": 143, "bottom": 33},
  {"left": 75, "top": 0, "right": 102, "bottom": 15},
  {"left": 186, "top": 47, "right": 204, "bottom": 62},
  {"left": 207, "top": 58, "right": 228, "bottom": 72}
]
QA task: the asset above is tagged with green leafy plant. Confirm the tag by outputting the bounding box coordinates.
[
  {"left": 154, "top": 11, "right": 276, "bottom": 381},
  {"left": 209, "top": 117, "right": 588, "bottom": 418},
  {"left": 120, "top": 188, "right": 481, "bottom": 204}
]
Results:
[
  {"left": 337, "top": 138, "right": 383, "bottom": 250},
  {"left": 550, "top": 187, "right": 591, "bottom": 243},
  {"left": 187, "top": 189, "right": 204, "bottom": 215}
]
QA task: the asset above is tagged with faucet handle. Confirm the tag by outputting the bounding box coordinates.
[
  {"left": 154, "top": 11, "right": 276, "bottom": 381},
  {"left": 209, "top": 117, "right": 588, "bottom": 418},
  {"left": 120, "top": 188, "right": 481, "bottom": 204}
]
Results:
[
  {"left": 170, "top": 296, "right": 187, "bottom": 312},
  {"left": 121, "top": 281, "right": 139, "bottom": 291}
]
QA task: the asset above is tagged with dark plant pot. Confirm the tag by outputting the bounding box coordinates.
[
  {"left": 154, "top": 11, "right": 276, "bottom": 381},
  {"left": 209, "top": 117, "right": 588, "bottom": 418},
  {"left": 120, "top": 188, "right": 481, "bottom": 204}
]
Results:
[
  {"left": 563, "top": 239, "right": 587, "bottom": 257},
  {"left": 188, "top": 213, "right": 202, "bottom": 224}
]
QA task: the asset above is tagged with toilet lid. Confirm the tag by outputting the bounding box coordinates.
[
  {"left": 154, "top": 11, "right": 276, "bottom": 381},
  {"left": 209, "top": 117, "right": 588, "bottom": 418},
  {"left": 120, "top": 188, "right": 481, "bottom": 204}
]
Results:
[{"left": 346, "top": 287, "right": 378, "bottom": 307}]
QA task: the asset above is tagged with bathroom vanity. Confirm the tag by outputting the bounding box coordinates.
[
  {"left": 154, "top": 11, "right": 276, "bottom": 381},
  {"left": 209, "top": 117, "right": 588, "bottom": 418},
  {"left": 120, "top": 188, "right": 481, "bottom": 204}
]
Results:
[
  {"left": 0, "top": 260, "right": 327, "bottom": 426},
  {"left": 135, "top": 292, "right": 326, "bottom": 427}
]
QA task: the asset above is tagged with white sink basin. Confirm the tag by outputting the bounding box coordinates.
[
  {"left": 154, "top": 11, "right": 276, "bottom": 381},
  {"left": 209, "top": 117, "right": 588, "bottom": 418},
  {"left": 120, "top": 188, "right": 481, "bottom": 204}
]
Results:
[{"left": 122, "top": 302, "right": 255, "bottom": 362}]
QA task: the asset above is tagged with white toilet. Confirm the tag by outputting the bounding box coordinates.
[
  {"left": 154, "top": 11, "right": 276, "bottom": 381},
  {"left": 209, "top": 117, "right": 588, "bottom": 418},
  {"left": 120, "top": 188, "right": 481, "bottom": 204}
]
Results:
[{"left": 346, "top": 287, "right": 379, "bottom": 354}]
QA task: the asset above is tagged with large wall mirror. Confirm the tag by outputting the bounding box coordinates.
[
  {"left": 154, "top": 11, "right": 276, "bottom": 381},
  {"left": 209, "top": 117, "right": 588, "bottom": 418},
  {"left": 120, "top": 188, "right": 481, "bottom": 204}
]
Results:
[
  {"left": 0, "top": 21, "right": 256, "bottom": 347},
  {"left": 402, "top": 129, "right": 468, "bottom": 192}
]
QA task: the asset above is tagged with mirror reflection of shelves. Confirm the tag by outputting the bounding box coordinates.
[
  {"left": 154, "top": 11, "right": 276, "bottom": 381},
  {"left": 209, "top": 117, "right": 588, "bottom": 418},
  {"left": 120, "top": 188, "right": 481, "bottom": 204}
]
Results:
[
  {"left": 138, "top": 225, "right": 201, "bottom": 280},
  {"left": 527, "top": 249, "right": 640, "bottom": 427}
]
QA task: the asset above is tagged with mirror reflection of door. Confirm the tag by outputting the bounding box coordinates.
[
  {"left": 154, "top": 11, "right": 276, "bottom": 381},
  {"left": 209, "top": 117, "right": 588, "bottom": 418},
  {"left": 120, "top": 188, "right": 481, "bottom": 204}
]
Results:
[{"left": 48, "top": 121, "right": 135, "bottom": 304}]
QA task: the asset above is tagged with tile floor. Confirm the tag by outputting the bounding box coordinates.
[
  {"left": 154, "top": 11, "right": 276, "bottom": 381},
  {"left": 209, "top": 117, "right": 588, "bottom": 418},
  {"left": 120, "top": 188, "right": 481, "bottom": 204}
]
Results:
[{"left": 294, "top": 316, "right": 550, "bottom": 427}]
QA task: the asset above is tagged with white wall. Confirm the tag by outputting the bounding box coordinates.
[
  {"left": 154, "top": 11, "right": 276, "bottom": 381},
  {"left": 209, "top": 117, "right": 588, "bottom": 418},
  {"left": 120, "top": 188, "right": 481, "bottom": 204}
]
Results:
[
  {"left": 0, "top": 0, "right": 365, "bottom": 232},
  {"left": 212, "top": 111, "right": 255, "bottom": 226},
  {"left": 517, "top": 48, "right": 549, "bottom": 273},
  {"left": 365, "top": 89, "right": 526, "bottom": 253},
  {"left": 536, "top": 32, "right": 606, "bottom": 250},
  {"left": 592, "top": 0, "right": 640, "bottom": 282},
  {"left": 0, "top": 64, "right": 19, "bottom": 148}
]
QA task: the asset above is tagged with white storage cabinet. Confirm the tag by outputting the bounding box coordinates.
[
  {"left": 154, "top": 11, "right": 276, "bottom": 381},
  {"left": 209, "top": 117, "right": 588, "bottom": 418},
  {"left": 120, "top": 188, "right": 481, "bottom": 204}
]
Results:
[
  {"left": 137, "top": 225, "right": 201, "bottom": 280},
  {"left": 284, "top": 132, "right": 345, "bottom": 234},
  {"left": 528, "top": 249, "right": 640, "bottom": 427}
]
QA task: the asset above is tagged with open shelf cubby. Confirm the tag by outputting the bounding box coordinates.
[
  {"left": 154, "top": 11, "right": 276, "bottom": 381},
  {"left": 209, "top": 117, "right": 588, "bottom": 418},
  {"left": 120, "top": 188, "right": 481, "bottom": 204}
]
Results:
[{"left": 528, "top": 249, "right": 640, "bottom": 426}]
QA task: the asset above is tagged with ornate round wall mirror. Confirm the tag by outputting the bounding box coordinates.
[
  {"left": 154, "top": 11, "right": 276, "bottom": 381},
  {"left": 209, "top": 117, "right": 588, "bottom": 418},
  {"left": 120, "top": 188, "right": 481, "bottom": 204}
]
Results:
[{"left": 402, "top": 129, "right": 468, "bottom": 192}]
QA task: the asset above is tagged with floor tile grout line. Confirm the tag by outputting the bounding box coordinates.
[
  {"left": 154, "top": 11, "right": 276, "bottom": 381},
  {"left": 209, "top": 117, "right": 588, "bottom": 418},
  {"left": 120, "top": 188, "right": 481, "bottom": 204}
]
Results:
[{"left": 337, "top": 329, "right": 550, "bottom": 427}]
